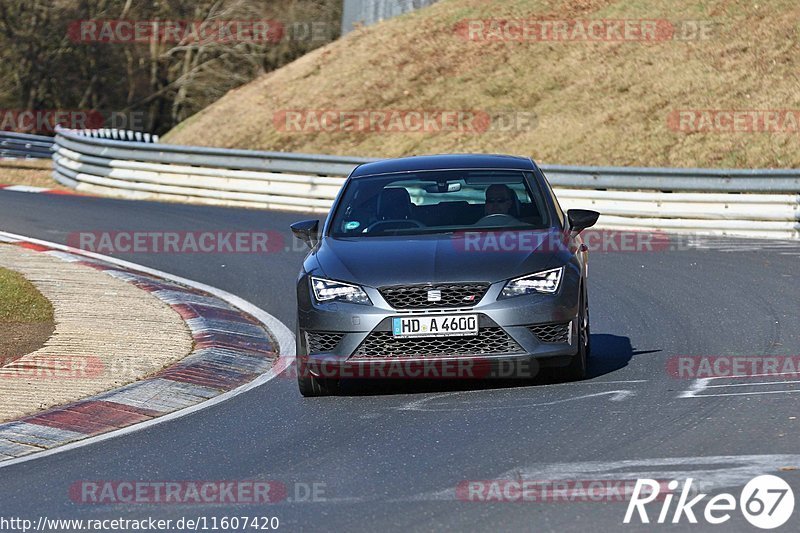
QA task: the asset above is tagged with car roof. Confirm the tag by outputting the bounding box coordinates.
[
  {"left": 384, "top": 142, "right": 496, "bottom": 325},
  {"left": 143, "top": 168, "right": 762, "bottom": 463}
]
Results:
[{"left": 350, "top": 154, "right": 536, "bottom": 178}]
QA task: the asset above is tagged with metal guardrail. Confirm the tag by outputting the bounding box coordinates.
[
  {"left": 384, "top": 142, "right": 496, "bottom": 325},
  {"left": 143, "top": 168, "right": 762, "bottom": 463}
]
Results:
[
  {"left": 0, "top": 131, "right": 55, "bottom": 159},
  {"left": 51, "top": 127, "right": 800, "bottom": 239}
]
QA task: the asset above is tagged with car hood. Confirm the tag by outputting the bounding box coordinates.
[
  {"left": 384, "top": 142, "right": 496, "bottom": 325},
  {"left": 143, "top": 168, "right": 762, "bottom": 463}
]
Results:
[{"left": 311, "top": 229, "right": 568, "bottom": 287}]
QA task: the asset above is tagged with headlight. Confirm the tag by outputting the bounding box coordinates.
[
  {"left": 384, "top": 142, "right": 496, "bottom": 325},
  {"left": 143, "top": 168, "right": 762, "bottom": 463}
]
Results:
[
  {"left": 311, "top": 277, "right": 371, "bottom": 305},
  {"left": 501, "top": 267, "right": 564, "bottom": 298}
]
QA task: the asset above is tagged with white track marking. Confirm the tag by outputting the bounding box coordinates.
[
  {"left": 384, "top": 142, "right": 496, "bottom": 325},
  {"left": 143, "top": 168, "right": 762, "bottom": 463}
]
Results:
[
  {"left": 1, "top": 185, "right": 49, "bottom": 193},
  {"left": 194, "top": 454, "right": 800, "bottom": 506},
  {"left": 412, "top": 454, "right": 800, "bottom": 502},
  {"left": 63, "top": 454, "right": 794, "bottom": 506},
  {"left": 691, "top": 390, "right": 800, "bottom": 398},
  {"left": 686, "top": 236, "right": 800, "bottom": 254},
  {"left": 680, "top": 372, "right": 800, "bottom": 399},
  {"left": 398, "top": 384, "right": 639, "bottom": 412},
  {"left": 679, "top": 378, "right": 711, "bottom": 398},
  {"left": 705, "top": 379, "right": 800, "bottom": 388},
  {"left": 0, "top": 230, "right": 295, "bottom": 470}
]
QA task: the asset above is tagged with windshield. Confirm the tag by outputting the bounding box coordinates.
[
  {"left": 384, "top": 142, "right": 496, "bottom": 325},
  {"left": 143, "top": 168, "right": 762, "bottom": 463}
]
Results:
[{"left": 330, "top": 170, "right": 550, "bottom": 237}]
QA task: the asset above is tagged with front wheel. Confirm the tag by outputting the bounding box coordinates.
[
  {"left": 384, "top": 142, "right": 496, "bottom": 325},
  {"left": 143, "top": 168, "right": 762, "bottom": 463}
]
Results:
[
  {"left": 563, "top": 291, "right": 589, "bottom": 381},
  {"left": 297, "top": 373, "right": 340, "bottom": 397},
  {"left": 296, "top": 358, "right": 340, "bottom": 396}
]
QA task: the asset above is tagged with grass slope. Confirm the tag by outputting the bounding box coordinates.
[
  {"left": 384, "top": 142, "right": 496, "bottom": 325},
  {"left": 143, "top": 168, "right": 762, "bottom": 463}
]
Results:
[{"left": 164, "top": 0, "right": 800, "bottom": 168}]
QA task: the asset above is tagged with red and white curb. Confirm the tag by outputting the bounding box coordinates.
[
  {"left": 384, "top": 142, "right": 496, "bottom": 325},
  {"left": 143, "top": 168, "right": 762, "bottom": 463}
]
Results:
[{"left": 0, "top": 230, "right": 294, "bottom": 467}]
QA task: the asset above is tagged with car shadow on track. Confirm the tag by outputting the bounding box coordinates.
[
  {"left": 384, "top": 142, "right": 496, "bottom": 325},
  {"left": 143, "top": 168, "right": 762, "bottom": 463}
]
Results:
[
  {"left": 331, "top": 333, "right": 659, "bottom": 397},
  {"left": 588, "top": 333, "right": 659, "bottom": 378}
]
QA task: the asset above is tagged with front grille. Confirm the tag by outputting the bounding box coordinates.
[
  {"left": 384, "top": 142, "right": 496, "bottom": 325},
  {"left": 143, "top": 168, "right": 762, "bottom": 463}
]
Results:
[
  {"left": 529, "top": 322, "right": 570, "bottom": 343},
  {"left": 379, "top": 283, "right": 489, "bottom": 309},
  {"left": 305, "top": 331, "right": 345, "bottom": 353},
  {"left": 352, "top": 327, "right": 522, "bottom": 358}
]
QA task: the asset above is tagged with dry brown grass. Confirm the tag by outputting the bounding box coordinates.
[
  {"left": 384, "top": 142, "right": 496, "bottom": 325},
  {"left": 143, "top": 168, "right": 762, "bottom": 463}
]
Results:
[
  {"left": 164, "top": 0, "right": 800, "bottom": 168},
  {"left": 0, "top": 159, "right": 66, "bottom": 189}
]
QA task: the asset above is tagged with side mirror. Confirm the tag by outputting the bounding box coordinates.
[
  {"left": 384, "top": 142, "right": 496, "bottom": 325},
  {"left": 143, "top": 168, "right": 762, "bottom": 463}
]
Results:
[
  {"left": 567, "top": 209, "right": 599, "bottom": 234},
  {"left": 290, "top": 219, "right": 320, "bottom": 249}
]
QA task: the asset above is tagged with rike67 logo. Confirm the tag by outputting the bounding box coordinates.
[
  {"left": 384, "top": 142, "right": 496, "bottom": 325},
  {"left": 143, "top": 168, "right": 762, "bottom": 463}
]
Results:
[{"left": 624, "top": 475, "right": 795, "bottom": 529}]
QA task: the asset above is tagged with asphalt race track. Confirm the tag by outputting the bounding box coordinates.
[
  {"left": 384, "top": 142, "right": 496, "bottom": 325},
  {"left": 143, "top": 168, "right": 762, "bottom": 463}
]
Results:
[{"left": 1, "top": 189, "right": 799, "bottom": 531}]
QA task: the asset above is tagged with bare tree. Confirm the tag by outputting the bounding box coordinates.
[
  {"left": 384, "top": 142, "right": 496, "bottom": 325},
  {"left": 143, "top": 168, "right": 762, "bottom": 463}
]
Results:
[{"left": 0, "top": 0, "right": 342, "bottom": 134}]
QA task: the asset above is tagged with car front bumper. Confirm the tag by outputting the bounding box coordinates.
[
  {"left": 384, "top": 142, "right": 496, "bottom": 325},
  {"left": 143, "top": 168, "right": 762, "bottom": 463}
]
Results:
[{"left": 296, "top": 274, "right": 582, "bottom": 379}]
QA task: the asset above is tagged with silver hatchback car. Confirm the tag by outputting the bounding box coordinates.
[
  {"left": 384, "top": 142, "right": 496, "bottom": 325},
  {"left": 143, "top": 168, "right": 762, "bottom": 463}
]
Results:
[{"left": 291, "top": 154, "right": 599, "bottom": 396}]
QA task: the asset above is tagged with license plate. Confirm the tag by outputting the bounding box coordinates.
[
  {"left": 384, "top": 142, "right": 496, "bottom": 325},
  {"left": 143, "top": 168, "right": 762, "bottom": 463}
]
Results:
[{"left": 392, "top": 314, "right": 478, "bottom": 338}]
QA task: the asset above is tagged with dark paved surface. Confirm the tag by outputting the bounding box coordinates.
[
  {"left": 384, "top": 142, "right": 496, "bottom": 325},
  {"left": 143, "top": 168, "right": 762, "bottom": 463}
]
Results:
[{"left": 1, "top": 189, "right": 799, "bottom": 531}]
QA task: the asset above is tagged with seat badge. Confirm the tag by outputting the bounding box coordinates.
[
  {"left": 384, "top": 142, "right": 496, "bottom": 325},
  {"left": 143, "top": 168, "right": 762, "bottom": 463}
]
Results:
[{"left": 427, "top": 289, "right": 442, "bottom": 302}]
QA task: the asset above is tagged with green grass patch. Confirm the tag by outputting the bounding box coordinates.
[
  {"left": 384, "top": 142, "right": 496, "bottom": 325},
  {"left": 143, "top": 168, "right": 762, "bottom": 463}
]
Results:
[{"left": 0, "top": 266, "right": 54, "bottom": 323}]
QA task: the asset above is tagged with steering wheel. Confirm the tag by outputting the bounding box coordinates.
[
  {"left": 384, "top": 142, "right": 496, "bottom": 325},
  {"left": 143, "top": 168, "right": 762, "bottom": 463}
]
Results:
[
  {"left": 364, "top": 219, "right": 424, "bottom": 233},
  {"left": 474, "top": 213, "right": 519, "bottom": 226}
]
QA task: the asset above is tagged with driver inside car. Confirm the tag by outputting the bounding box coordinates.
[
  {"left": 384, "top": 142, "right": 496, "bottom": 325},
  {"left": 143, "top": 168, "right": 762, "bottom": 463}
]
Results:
[{"left": 484, "top": 184, "right": 518, "bottom": 216}]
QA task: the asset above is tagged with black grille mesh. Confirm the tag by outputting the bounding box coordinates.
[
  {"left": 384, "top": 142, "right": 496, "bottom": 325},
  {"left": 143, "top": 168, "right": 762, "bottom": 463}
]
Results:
[
  {"left": 529, "top": 322, "right": 570, "bottom": 343},
  {"left": 305, "top": 331, "right": 345, "bottom": 353},
  {"left": 379, "top": 283, "right": 489, "bottom": 309},
  {"left": 352, "top": 327, "right": 521, "bottom": 358}
]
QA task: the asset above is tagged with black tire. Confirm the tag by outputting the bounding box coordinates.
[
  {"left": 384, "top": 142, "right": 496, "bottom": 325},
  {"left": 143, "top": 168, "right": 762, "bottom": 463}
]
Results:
[
  {"left": 563, "top": 290, "right": 589, "bottom": 381},
  {"left": 584, "top": 288, "right": 591, "bottom": 359},
  {"left": 296, "top": 331, "right": 340, "bottom": 396},
  {"left": 297, "top": 373, "right": 340, "bottom": 397}
]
